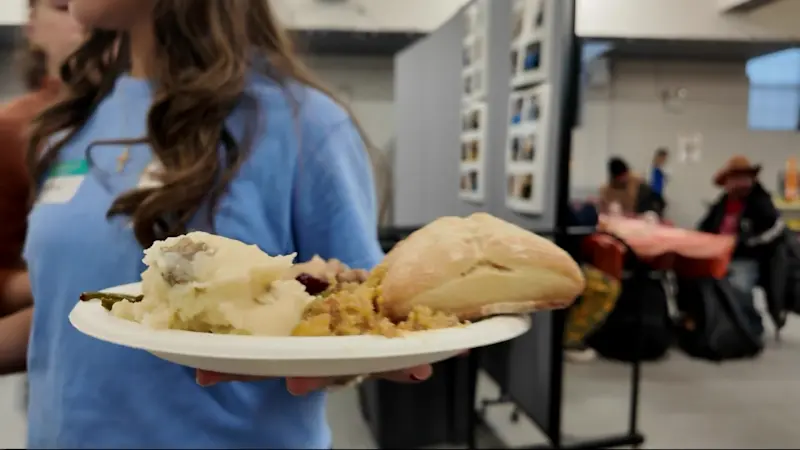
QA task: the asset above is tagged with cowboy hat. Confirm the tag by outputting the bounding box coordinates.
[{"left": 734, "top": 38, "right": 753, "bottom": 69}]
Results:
[{"left": 713, "top": 155, "right": 761, "bottom": 187}]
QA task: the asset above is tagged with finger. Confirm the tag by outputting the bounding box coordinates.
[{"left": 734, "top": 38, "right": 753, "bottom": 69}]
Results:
[
  {"left": 374, "top": 364, "right": 433, "bottom": 383},
  {"left": 196, "top": 370, "right": 267, "bottom": 387},
  {"left": 286, "top": 365, "right": 435, "bottom": 395},
  {"left": 285, "top": 377, "right": 339, "bottom": 396}
]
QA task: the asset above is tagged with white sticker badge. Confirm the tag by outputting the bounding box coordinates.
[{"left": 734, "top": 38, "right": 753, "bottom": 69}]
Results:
[{"left": 37, "top": 159, "right": 89, "bottom": 205}]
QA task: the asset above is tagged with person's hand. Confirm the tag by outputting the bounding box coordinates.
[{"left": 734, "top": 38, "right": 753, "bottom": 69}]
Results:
[{"left": 195, "top": 365, "right": 434, "bottom": 396}]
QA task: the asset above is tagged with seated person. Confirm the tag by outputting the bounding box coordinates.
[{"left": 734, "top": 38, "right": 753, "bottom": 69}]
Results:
[
  {"left": 699, "top": 156, "right": 782, "bottom": 295},
  {"left": 599, "top": 157, "right": 664, "bottom": 217}
]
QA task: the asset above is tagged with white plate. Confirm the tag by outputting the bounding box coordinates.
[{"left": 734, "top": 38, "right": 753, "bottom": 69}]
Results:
[{"left": 69, "top": 283, "right": 531, "bottom": 377}]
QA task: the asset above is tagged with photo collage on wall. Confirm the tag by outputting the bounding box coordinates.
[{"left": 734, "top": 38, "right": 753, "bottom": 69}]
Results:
[
  {"left": 510, "top": 0, "right": 548, "bottom": 89},
  {"left": 459, "top": 0, "right": 489, "bottom": 203},
  {"left": 462, "top": 1, "right": 487, "bottom": 103},
  {"left": 460, "top": 104, "right": 487, "bottom": 200},
  {"left": 505, "top": 0, "right": 552, "bottom": 215}
]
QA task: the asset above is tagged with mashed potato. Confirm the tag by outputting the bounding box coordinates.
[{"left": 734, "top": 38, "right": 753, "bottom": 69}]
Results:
[{"left": 112, "top": 232, "right": 314, "bottom": 336}]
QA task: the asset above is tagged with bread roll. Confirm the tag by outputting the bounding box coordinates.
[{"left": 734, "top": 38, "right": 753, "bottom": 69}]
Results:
[{"left": 379, "top": 213, "right": 585, "bottom": 320}]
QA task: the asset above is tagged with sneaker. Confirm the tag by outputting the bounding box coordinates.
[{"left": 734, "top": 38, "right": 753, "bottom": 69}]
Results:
[{"left": 565, "top": 347, "right": 597, "bottom": 363}]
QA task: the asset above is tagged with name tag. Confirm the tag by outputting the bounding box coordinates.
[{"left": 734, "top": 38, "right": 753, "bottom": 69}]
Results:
[{"left": 37, "top": 159, "right": 89, "bottom": 205}]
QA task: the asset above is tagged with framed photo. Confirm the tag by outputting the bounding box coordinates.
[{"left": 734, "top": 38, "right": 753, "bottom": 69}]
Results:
[
  {"left": 462, "top": 66, "right": 486, "bottom": 103},
  {"left": 509, "top": 0, "right": 551, "bottom": 88},
  {"left": 462, "top": 103, "right": 487, "bottom": 133},
  {"left": 511, "top": 0, "right": 525, "bottom": 44},
  {"left": 505, "top": 83, "right": 551, "bottom": 215},
  {"left": 511, "top": 39, "right": 547, "bottom": 88},
  {"left": 459, "top": 103, "right": 488, "bottom": 203},
  {"left": 508, "top": 84, "right": 549, "bottom": 130},
  {"left": 459, "top": 168, "right": 483, "bottom": 202},
  {"left": 464, "top": 0, "right": 488, "bottom": 40},
  {"left": 515, "top": 0, "right": 547, "bottom": 42},
  {"left": 462, "top": 34, "right": 486, "bottom": 70},
  {"left": 508, "top": 132, "right": 537, "bottom": 163},
  {"left": 506, "top": 169, "right": 545, "bottom": 214},
  {"left": 507, "top": 173, "right": 535, "bottom": 202},
  {"left": 460, "top": 136, "right": 482, "bottom": 164}
]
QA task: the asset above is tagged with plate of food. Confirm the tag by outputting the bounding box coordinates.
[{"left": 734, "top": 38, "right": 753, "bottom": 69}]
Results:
[{"left": 69, "top": 213, "right": 585, "bottom": 377}]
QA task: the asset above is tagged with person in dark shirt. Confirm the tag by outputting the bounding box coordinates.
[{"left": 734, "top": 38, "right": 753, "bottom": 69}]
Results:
[{"left": 699, "top": 156, "right": 782, "bottom": 294}]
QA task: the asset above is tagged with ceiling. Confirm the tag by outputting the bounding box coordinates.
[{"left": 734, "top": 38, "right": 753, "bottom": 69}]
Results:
[
  {"left": 599, "top": 38, "right": 794, "bottom": 61},
  {"left": 0, "top": 26, "right": 422, "bottom": 57},
  {"left": 294, "top": 30, "right": 423, "bottom": 56},
  {"left": 1, "top": 25, "right": 791, "bottom": 61}
]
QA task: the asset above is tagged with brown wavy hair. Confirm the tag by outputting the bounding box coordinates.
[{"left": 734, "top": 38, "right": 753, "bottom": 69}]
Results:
[{"left": 27, "top": 0, "right": 385, "bottom": 247}]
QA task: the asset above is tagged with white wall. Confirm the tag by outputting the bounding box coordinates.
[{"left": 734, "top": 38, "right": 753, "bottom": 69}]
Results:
[
  {"left": 577, "top": 0, "right": 800, "bottom": 40},
  {"left": 571, "top": 58, "right": 800, "bottom": 228},
  {"left": 0, "top": 0, "right": 25, "bottom": 26},
  {"left": 305, "top": 55, "right": 395, "bottom": 151}
]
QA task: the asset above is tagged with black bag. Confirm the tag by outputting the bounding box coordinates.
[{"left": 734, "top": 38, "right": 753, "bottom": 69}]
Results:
[
  {"left": 586, "top": 271, "right": 672, "bottom": 362},
  {"left": 759, "top": 230, "right": 800, "bottom": 329},
  {"left": 776, "top": 231, "right": 800, "bottom": 316},
  {"left": 675, "top": 278, "right": 763, "bottom": 362},
  {"left": 785, "top": 257, "right": 800, "bottom": 315}
]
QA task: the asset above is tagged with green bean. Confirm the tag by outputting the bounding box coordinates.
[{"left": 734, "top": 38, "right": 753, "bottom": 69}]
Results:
[{"left": 80, "top": 292, "right": 143, "bottom": 311}]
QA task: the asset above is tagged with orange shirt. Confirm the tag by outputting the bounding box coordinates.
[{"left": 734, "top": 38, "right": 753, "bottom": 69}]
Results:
[{"left": 0, "top": 78, "right": 61, "bottom": 285}]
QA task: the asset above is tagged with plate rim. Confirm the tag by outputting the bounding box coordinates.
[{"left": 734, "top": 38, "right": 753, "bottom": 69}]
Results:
[{"left": 69, "top": 282, "right": 532, "bottom": 361}]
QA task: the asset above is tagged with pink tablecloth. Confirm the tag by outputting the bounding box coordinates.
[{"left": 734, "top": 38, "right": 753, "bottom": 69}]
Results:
[{"left": 583, "top": 216, "right": 736, "bottom": 280}]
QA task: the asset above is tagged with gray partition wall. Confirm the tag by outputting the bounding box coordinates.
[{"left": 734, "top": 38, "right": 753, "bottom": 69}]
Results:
[
  {"left": 393, "top": 0, "right": 575, "bottom": 437},
  {"left": 393, "top": 10, "right": 481, "bottom": 225},
  {"left": 393, "top": 0, "right": 565, "bottom": 230}
]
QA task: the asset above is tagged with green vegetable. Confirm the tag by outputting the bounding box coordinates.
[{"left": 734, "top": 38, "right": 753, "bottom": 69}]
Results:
[{"left": 79, "top": 292, "right": 144, "bottom": 311}]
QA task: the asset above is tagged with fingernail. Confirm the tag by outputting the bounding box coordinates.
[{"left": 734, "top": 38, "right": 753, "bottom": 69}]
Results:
[
  {"left": 287, "top": 386, "right": 303, "bottom": 396},
  {"left": 196, "top": 373, "right": 215, "bottom": 387},
  {"left": 410, "top": 372, "right": 431, "bottom": 382},
  {"left": 285, "top": 380, "right": 304, "bottom": 396}
]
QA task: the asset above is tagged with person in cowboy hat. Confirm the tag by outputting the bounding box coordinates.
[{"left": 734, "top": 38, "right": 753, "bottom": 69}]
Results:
[{"left": 699, "top": 155, "right": 783, "bottom": 295}]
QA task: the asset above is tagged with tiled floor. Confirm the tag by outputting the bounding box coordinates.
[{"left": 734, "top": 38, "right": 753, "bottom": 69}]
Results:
[
  {"left": 4, "top": 314, "right": 800, "bottom": 449},
  {"left": 0, "top": 374, "right": 26, "bottom": 449},
  {"left": 329, "top": 322, "right": 800, "bottom": 449}
]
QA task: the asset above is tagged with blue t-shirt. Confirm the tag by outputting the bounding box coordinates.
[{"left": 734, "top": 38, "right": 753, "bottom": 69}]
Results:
[
  {"left": 23, "top": 75, "right": 383, "bottom": 448},
  {"left": 650, "top": 167, "right": 666, "bottom": 196}
]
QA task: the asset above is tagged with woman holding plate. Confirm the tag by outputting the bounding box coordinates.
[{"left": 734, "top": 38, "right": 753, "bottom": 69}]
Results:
[{"left": 24, "top": 0, "right": 429, "bottom": 447}]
